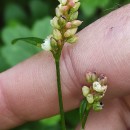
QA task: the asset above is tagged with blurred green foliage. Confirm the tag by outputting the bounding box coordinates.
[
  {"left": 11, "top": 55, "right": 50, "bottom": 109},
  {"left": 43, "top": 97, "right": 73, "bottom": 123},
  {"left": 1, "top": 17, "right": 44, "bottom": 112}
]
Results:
[{"left": 0, "top": 0, "right": 129, "bottom": 129}]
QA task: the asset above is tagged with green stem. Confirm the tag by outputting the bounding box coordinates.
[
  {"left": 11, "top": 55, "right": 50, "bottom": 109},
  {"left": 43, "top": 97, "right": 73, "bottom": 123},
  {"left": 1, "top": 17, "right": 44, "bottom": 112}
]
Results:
[{"left": 55, "top": 56, "right": 66, "bottom": 130}]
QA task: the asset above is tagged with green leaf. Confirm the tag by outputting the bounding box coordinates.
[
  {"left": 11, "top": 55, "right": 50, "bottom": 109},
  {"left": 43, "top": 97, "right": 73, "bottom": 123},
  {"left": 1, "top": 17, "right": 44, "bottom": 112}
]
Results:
[
  {"left": 80, "top": 99, "right": 92, "bottom": 129},
  {"left": 0, "top": 53, "right": 10, "bottom": 72},
  {"left": 81, "top": 0, "right": 110, "bottom": 17},
  {"left": 1, "top": 23, "right": 41, "bottom": 66},
  {"left": 40, "top": 115, "right": 60, "bottom": 126},
  {"left": 12, "top": 37, "right": 43, "bottom": 48},
  {"left": 4, "top": 3, "right": 27, "bottom": 23},
  {"left": 32, "top": 17, "right": 52, "bottom": 39},
  {"left": 29, "top": 0, "right": 49, "bottom": 19},
  {"left": 2, "top": 23, "right": 32, "bottom": 45},
  {"left": 79, "top": 99, "right": 87, "bottom": 122}
]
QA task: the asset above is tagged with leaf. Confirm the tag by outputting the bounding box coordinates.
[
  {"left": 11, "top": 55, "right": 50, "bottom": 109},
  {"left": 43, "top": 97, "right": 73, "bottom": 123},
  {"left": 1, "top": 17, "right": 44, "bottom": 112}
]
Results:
[
  {"left": 79, "top": 99, "right": 87, "bottom": 122},
  {"left": 1, "top": 23, "right": 41, "bottom": 66},
  {"left": 0, "top": 53, "right": 10, "bottom": 72},
  {"left": 4, "top": 3, "right": 27, "bottom": 23},
  {"left": 12, "top": 37, "right": 43, "bottom": 48},
  {"left": 80, "top": 99, "right": 92, "bottom": 129},
  {"left": 32, "top": 17, "right": 52, "bottom": 39},
  {"left": 2, "top": 23, "right": 32, "bottom": 45},
  {"left": 40, "top": 115, "right": 60, "bottom": 126},
  {"left": 81, "top": 0, "right": 110, "bottom": 17},
  {"left": 29, "top": 0, "right": 49, "bottom": 19},
  {"left": 65, "top": 109, "right": 79, "bottom": 127}
]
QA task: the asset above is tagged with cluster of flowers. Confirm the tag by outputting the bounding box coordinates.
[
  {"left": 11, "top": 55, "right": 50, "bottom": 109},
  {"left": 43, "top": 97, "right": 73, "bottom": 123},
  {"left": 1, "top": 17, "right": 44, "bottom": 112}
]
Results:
[
  {"left": 82, "top": 72, "right": 108, "bottom": 111},
  {"left": 41, "top": 0, "right": 82, "bottom": 52}
]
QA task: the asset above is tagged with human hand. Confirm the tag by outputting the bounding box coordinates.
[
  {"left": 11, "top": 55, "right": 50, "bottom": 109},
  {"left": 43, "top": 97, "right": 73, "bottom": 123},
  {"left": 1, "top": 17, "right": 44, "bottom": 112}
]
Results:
[{"left": 0, "top": 4, "right": 130, "bottom": 130}]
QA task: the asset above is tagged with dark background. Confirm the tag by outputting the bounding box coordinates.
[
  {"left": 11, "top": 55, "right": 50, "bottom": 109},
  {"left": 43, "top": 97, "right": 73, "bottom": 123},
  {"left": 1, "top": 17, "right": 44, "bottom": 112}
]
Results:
[{"left": 0, "top": 0, "right": 129, "bottom": 129}]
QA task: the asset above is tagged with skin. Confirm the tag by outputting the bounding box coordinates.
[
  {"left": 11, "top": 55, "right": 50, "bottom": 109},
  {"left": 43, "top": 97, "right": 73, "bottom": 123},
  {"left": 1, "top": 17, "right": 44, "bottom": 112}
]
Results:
[{"left": 0, "top": 4, "right": 130, "bottom": 130}]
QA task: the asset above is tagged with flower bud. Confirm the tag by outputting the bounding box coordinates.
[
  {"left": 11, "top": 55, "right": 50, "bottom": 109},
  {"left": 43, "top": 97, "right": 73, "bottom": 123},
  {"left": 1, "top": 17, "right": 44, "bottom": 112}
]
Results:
[
  {"left": 50, "top": 38, "right": 58, "bottom": 49},
  {"left": 73, "top": 0, "right": 79, "bottom": 2},
  {"left": 93, "top": 82, "right": 107, "bottom": 93},
  {"left": 71, "top": 20, "right": 83, "bottom": 27},
  {"left": 93, "top": 102, "right": 103, "bottom": 111},
  {"left": 59, "top": 17, "right": 66, "bottom": 27},
  {"left": 64, "top": 28, "right": 77, "bottom": 37},
  {"left": 60, "top": 5, "right": 69, "bottom": 12},
  {"left": 50, "top": 17, "right": 60, "bottom": 29},
  {"left": 56, "top": 7, "right": 62, "bottom": 17},
  {"left": 68, "top": 0, "right": 75, "bottom": 7},
  {"left": 94, "top": 94, "right": 103, "bottom": 101},
  {"left": 66, "top": 35, "right": 78, "bottom": 43},
  {"left": 87, "top": 94, "right": 94, "bottom": 104},
  {"left": 41, "top": 36, "right": 52, "bottom": 51},
  {"left": 58, "top": 0, "right": 67, "bottom": 5},
  {"left": 53, "top": 29, "right": 62, "bottom": 40},
  {"left": 66, "top": 22, "right": 72, "bottom": 28},
  {"left": 86, "top": 72, "right": 98, "bottom": 83},
  {"left": 70, "top": 2, "right": 80, "bottom": 13},
  {"left": 86, "top": 72, "right": 92, "bottom": 83},
  {"left": 69, "top": 11, "right": 78, "bottom": 21},
  {"left": 98, "top": 74, "right": 108, "bottom": 85},
  {"left": 61, "top": 0, "right": 67, "bottom": 5},
  {"left": 82, "top": 86, "right": 90, "bottom": 97},
  {"left": 58, "top": 0, "right": 62, "bottom": 3},
  {"left": 101, "top": 85, "right": 107, "bottom": 93}
]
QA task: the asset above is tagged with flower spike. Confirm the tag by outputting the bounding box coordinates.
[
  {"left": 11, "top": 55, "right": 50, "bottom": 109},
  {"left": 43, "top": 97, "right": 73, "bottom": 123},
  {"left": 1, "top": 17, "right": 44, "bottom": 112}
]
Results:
[
  {"left": 41, "top": 0, "right": 82, "bottom": 54},
  {"left": 80, "top": 72, "right": 108, "bottom": 129}
]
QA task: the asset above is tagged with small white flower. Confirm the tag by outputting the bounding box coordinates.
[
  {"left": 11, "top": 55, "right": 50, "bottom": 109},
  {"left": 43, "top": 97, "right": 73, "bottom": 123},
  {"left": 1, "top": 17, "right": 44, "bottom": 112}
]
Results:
[
  {"left": 73, "top": 0, "right": 79, "bottom": 3},
  {"left": 59, "top": 4, "right": 62, "bottom": 8},
  {"left": 56, "top": 7, "right": 62, "bottom": 17},
  {"left": 58, "top": 0, "right": 62, "bottom": 3},
  {"left": 50, "top": 17, "right": 60, "bottom": 29},
  {"left": 87, "top": 94, "right": 94, "bottom": 104},
  {"left": 93, "top": 81, "right": 107, "bottom": 93},
  {"left": 58, "top": 4, "right": 63, "bottom": 11},
  {"left": 82, "top": 86, "right": 90, "bottom": 97},
  {"left": 62, "top": 0, "right": 67, "bottom": 5},
  {"left": 41, "top": 36, "right": 52, "bottom": 51}
]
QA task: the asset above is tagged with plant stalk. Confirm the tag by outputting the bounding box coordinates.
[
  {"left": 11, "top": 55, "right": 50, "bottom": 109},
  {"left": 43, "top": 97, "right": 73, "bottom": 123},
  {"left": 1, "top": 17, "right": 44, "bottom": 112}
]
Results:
[{"left": 55, "top": 56, "right": 66, "bottom": 130}]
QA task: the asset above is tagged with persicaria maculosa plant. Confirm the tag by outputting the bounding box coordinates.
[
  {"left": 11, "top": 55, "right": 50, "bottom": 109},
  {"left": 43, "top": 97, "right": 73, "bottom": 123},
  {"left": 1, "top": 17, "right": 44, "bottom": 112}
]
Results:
[
  {"left": 12, "top": 0, "right": 108, "bottom": 130},
  {"left": 12, "top": 0, "right": 82, "bottom": 129}
]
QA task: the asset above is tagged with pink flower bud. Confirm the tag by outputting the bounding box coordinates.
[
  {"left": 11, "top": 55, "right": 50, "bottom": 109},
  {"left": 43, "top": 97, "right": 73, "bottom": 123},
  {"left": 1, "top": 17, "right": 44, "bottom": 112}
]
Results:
[
  {"left": 68, "top": 0, "right": 75, "bottom": 7},
  {"left": 66, "top": 22, "right": 72, "bottom": 28},
  {"left": 60, "top": 6, "right": 69, "bottom": 12},
  {"left": 86, "top": 72, "right": 98, "bottom": 83},
  {"left": 70, "top": 2, "right": 80, "bottom": 13},
  {"left": 98, "top": 74, "right": 108, "bottom": 85}
]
